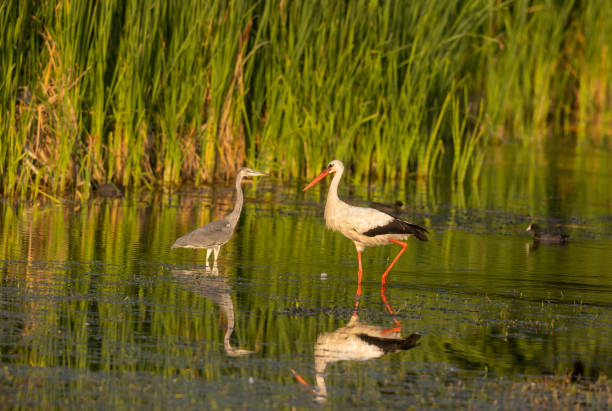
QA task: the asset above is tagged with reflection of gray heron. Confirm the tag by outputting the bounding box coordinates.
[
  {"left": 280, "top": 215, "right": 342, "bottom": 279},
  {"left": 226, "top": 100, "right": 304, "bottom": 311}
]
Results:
[
  {"left": 303, "top": 160, "right": 427, "bottom": 332},
  {"left": 171, "top": 168, "right": 266, "bottom": 267},
  {"left": 172, "top": 267, "right": 257, "bottom": 357},
  {"left": 292, "top": 314, "right": 421, "bottom": 402}
]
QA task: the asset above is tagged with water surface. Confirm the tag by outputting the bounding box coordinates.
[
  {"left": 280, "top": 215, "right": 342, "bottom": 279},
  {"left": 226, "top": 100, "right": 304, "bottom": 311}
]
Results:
[{"left": 1, "top": 148, "right": 611, "bottom": 408}]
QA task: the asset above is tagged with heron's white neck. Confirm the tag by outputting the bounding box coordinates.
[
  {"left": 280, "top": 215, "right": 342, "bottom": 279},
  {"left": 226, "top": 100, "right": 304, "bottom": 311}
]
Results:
[{"left": 228, "top": 173, "right": 244, "bottom": 225}]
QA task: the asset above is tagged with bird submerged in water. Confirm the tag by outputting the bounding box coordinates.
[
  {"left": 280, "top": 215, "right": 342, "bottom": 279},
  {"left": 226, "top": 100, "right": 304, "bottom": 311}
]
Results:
[
  {"left": 303, "top": 160, "right": 428, "bottom": 333},
  {"left": 93, "top": 181, "right": 125, "bottom": 198},
  {"left": 525, "top": 223, "right": 569, "bottom": 244},
  {"left": 369, "top": 200, "right": 404, "bottom": 215},
  {"left": 171, "top": 167, "right": 266, "bottom": 267}
]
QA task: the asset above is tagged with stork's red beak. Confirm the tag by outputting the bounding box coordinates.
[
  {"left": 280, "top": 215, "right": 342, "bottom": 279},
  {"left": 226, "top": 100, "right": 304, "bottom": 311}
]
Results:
[{"left": 303, "top": 169, "right": 330, "bottom": 191}]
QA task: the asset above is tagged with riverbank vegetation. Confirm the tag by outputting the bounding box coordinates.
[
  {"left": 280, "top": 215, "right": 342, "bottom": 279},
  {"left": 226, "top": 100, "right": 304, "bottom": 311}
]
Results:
[{"left": 1, "top": 0, "right": 611, "bottom": 198}]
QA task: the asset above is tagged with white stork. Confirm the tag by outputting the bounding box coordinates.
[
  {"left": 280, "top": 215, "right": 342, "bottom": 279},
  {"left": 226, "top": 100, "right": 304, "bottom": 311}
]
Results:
[{"left": 303, "top": 160, "right": 428, "bottom": 332}]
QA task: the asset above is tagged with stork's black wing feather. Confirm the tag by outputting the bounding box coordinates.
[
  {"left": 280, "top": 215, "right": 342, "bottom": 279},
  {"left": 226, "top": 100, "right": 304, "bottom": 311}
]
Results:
[{"left": 362, "top": 212, "right": 428, "bottom": 241}]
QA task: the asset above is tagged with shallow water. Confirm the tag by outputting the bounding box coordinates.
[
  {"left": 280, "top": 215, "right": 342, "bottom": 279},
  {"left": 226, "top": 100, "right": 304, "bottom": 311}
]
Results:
[{"left": 1, "top": 149, "right": 612, "bottom": 408}]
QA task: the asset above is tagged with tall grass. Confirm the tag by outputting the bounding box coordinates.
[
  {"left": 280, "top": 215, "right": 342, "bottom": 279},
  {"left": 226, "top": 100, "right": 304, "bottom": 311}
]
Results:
[{"left": 1, "top": 0, "right": 611, "bottom": 198}]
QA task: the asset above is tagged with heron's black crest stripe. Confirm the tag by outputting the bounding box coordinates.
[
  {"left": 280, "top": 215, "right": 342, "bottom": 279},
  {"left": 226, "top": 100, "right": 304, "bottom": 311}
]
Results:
[
  {"left": 362, "top": 217, "right": 428, "bottom": 241},
  {"left": 356, "top": 333, "right": 421, "bottom": 354}
]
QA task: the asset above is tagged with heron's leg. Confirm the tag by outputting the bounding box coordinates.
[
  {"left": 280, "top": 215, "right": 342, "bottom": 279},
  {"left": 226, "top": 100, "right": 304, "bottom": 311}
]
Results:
[
  {"left": 213, "top": 246, "right": 220, "bottom": 267},
  {"left": 380, "top": 238, "right": 407, "bottom": 334},
  {"left": 353, "top": 249, "right": 363, "bottom": 317},
  {"left": 205, "top": 248, "right": 212, "bottom": 268}
]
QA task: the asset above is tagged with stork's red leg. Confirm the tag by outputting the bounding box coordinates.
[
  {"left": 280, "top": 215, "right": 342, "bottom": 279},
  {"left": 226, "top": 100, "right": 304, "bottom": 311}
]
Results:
[
  {"left": 353, "top": 250, "right": 363, "bottom": 316},
  {"left": 381, "top": 239, "right": 407, "bottom": 286},
  {"left": 290, "top": 368, "right": 315, "bottom": 393},
  {"left": 380, "top": 238, "right": 407, "bottom": 334},
  {"left": 357, "top": 250, "right": 363, "bottom": 296},
  {"left": 380, "top": 290, "right": 402, "bottom": 334}
]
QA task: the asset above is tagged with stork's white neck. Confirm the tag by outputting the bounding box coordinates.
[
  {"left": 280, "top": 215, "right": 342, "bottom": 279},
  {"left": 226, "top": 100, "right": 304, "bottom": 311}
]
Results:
[{"left": 327, "top": 166, "right": 343, "bottom": 205}]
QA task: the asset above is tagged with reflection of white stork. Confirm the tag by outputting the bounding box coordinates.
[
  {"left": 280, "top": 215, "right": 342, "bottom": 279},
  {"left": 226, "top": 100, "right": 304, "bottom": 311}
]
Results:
[
  {"left": 304, "top": 160, "right": 428, "bottom": 332},
  {"left": 172, "top": 266, "right": 257, "bottom": 357},
  {"left": 292, "top": 314, "right": 420, "bottom": 402}
]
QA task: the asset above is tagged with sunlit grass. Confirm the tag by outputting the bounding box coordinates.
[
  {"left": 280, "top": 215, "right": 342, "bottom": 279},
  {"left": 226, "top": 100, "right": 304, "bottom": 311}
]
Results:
[{"left": 1, "top": 1, "right": 611, "bottom": 198}]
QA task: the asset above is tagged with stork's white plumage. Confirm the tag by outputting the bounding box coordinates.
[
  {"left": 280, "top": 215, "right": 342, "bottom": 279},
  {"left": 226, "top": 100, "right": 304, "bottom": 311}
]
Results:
[{"left": 304, "top": 160, "right": 428, "bottom": 332}]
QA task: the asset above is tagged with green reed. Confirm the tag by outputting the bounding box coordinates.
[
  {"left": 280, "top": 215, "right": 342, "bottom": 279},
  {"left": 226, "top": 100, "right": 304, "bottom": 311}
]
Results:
[
  {"left": 1, "top": 0, "right": 611, "bottom": 198},
  {"left": 451, "top": 86, "right": 485, "bottom": 186}
]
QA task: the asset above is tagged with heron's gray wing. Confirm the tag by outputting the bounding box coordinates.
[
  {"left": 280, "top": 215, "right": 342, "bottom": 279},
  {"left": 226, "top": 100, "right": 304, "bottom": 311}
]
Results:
[{"left": 171, "top": 218, "right": 234, "bottom": 249}]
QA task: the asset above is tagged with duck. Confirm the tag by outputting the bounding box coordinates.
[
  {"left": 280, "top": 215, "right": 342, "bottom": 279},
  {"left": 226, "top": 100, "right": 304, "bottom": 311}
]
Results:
[
  {"left": 368, "top": 200, "right": 404, "bottom": 215},
  {"left": 525, "top": 223, "right": 569, "bottom": 244},
  {"left": 94, "top": 181, "right": 125, "bottom": 198}
]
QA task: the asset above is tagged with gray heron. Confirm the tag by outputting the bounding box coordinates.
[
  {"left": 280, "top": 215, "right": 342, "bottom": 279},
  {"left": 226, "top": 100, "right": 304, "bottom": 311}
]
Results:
[
  {"left": 171, "top": 167, "right": 266, "bottom": 267},
  {"left": 303, "top": 160, "right": 427, "bottom": 333}
]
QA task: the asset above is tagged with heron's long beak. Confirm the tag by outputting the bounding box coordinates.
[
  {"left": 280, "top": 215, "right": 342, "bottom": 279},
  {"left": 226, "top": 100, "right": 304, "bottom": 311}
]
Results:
[
  {"left": 248, "top": 170, "right": 267, "bottom": 176},
  {"left": 303, "top": 169, "right": 330, "bottom": 191}
]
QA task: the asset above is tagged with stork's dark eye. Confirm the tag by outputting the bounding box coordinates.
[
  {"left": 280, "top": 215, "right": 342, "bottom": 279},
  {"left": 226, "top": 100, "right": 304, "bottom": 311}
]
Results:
[{"left": 328, "top": 163, "right": 333, "bottom": 169}]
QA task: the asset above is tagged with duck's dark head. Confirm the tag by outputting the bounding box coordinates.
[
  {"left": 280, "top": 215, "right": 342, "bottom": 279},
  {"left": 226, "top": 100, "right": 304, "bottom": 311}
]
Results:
[{"left": 525, "top": 223, "right": 539, "bottom": 233}]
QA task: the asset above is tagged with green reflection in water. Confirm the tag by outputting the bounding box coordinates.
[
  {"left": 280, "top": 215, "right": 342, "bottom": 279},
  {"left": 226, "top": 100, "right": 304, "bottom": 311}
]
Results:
[{"left": 0, "top": 150, "right": 611, "bottom": 408}]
